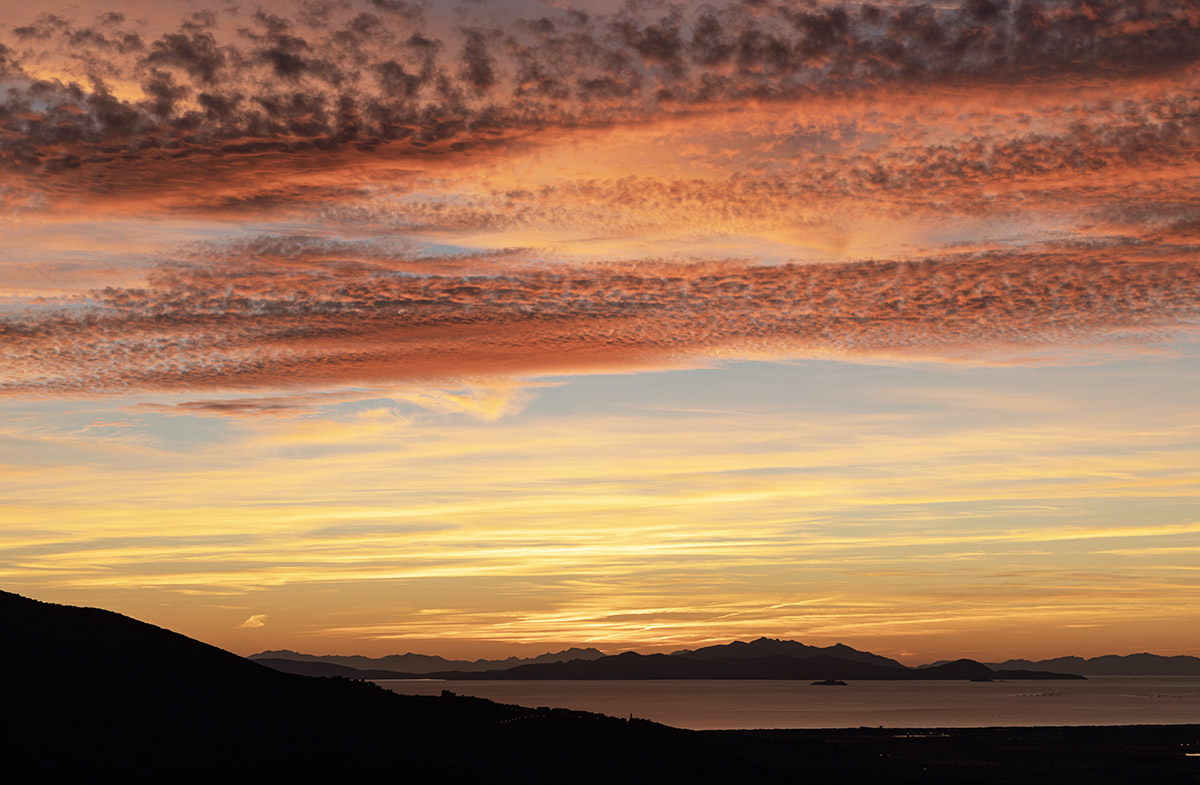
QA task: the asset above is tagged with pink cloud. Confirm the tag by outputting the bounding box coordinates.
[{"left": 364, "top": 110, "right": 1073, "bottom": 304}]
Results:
[{"left": 3, "top": 244, "right": 1196, "bottom": 397}]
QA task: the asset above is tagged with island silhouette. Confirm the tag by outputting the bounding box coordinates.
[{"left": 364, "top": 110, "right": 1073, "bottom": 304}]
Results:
[
  {"left": 254, "top": 636, "right": 1200, "bottom": 678},
  {"left": 256, "top": 637, "right": 1086, "bottom": 681}
]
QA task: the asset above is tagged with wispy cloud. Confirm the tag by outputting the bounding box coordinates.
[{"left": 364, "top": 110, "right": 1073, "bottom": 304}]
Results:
[{"left": 235, "top": 613, "right": 268, "bottom": 629}]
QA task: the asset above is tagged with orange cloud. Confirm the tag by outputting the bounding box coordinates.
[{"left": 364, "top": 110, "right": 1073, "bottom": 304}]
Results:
[
  {"left": 235, "top": 613, "right": 268, "bottom": 629},
  {"left": 3, "top": 243, "right": 1197, "bottom": 397},
  {"left": 4, "top": 0, "right": 1199, "bottom": 662}
]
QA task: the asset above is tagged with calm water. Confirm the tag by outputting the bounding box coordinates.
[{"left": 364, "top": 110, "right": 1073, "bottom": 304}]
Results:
[{"left": 375, "top": 676, "right": 1200, "bottom": 730}]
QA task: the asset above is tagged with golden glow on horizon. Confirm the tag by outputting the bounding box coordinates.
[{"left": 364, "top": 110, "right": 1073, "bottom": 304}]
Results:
[
  {"left": 2, "top": 0, "right": 1199, "bottom": 664},
  {"left": 2, "top": 379, "right": 1197, "bottom": 661}
]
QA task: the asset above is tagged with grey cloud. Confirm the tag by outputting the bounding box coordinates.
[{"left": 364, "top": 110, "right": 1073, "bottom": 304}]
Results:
[
  {"left": 368, "top": 0, "right": 424, "bottom": 23},
  {"left": 458, "top": 27, "right": 497, "bottom": 92},
  {"left": 143, "top": 30, "right": 228, "bottom": 84},
  {"left": 3, "top": 1, "right": 1198, "bottom": 177}
]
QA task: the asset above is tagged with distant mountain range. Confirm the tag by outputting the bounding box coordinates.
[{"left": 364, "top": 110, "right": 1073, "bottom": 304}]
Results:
[
  {"left": 249, "top": 646, "right": 606, "bottom": 674},
  {"left": 258, "top": 637, "right": 1199, "bottom": 679},
  {"left": 256, "top": 637, "right": 1085, "bottom": 681},
  {"left": 439, "top": 652, "right": 1083, "bottom": 681},
  {"left": 953, "top": 654, "right": 1200, "bottom": 676}
]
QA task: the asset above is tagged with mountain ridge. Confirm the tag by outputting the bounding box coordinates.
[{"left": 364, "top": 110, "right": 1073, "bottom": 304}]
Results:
[
  {"left": 256, "top": 636, "right": 1197, "bottom": 677},
  {"left": 249, "top": 646, "right": 606, "bottom": 673},
  {"left": 986, "top": 653, "right": 1200, "bottom": 676},
  {"left": 672, "top": 637, "right": 907, "bottom": 669},
  {"left": 414, "top": 652, "right": 1083, "bottom": 681}
]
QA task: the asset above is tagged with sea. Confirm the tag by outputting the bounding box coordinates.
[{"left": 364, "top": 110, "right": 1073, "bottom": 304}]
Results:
[{"left": 375, "top": 676, "right": 1200, "bottom": 730}]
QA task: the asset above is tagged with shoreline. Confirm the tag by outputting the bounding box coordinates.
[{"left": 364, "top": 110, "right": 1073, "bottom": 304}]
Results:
[
  {"left": 697, "top": 723, "right": 1200, "bottom": 784},
  {"left": 373, "top": 674, "right": 1200, "bottom": 730}
]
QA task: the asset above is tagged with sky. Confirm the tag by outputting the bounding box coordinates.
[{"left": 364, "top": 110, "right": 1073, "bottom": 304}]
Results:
[{"left": 1, "top": 0, "right": 1198, "bottom": 664}]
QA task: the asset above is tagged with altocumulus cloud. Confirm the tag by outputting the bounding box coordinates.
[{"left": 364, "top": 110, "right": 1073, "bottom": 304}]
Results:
[
  {"left": 3, "top": 243, "right": 1198, "bottom": 397},
  {"left": 2, "top": 0, "right": 1199, "bottom": 180},
  {"left": 2, "top": 1, "right": 1199, "bottom": 399}
]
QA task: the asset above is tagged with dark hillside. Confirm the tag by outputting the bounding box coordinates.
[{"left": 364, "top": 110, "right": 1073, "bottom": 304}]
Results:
[
  {"left": 0, "top": 590, "right": 762, "bottom": 783},
  {"left": 253, "top": 656, "right": 418, "bottom": 679}
]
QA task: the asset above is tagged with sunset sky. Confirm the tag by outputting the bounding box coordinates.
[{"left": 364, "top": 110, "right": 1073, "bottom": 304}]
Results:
[{"left": 1, "top": 0, "right": 1198, "bottom": 664}]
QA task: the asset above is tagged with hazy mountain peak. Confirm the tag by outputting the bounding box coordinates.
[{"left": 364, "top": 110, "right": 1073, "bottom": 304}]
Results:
[
  {"left": 249, "top": 645, "right": 606, "bottom": 674},
  {"left": 676, "top": 638, "right": 906, "bottom": 669},
  {"left": 986, "top": 652, "right": 1200, "bottom": 676}
]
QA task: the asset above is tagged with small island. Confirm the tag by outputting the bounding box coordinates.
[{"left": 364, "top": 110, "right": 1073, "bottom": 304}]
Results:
[{"left": 811, "top": 679, "right": 847, "bottom": 686}]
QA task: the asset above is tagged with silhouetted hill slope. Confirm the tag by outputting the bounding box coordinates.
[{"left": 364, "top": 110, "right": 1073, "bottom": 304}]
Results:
[
  {"left": 989, "top": 653, "right": 1200, "bottom": 675},
  {"left": 0, "top": 590, "right": 773, "bottom": 783},
  {"left": 674, "top": 637, "right": 907, "bottom": 669},
  {"left": 249, "top": 646, "right": 605, "bottom": 673},
  {"left": 433, "top": 652, "right": 1082, "bottom": 681},
  {"left": 253, "top": 657, "right": 419, "bottom": 679}
]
